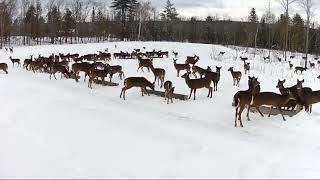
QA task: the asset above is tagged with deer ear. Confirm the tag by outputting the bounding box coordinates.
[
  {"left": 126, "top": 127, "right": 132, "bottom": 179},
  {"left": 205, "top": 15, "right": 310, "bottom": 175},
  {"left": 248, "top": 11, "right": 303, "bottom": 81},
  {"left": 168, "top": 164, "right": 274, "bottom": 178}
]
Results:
[{"left": 302, "top": 79, "right": 305, "bottom": 83}]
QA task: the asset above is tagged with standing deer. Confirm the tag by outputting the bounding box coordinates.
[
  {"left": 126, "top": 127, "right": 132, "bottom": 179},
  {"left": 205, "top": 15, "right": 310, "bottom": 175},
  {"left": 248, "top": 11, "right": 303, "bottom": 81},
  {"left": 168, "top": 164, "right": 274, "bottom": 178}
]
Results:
[
  {"left": 173, "top": 59, "right": 190, "bottom": 77},
  {"left": 50, "top": 65, "right": 71, "bottom": 80},
  {"left": 71, "top": 62, "right": 95, "bottom": 82},
  {"left": 276, "top": 80, "right": 297, "bottom": 111},
  {"left": 300, "top": 90, "right": 320, "bottom": 113},
  {"left": 120, "top": 77, "right": 155, "bottom": 100},
  {"left": 181, "top": 72, "right": 212, "bottom": 100},
  {"left": 233, "top": 76, "right": 261, "bottom": 127},
  {"left": 0, "top": 63, "right": 8, "bottom": 74},
  {"left": 88, "top": 68, "right": 109, "bottom": 89},
  {"left": 248, "top": 90, "right": 296, "bottom": 121},
  {"left": 294, "top": 67, "right": 307, "bottom": 74},
  {"left": 206, "top": 66, "right": 222, "bottom": 91},
  {"left": 164, "top": 81, "right": 175, "bottom": 104},
  {"left": 185, "top": 55, "right": 199, "bottom": 65},
  {"left": 244, "top": 62, "right": 250, "bottom": 75},
  {"left": 309, "top": 61, "right": 315, "bottom": 68},
  {"left": 150, "top": 65, "right": 166, "bottom": 88},
  {"left": 172, "top": 51, "right": 178, "bottom": 58},
  {"left": 104, "top": 64, "right": 124, "bottom": 82},
  {"left": 228, "top": 67, "right": 242, "bottom": 86},
  {"left": 9, "top": 56, "right": 21, "bottom": 67},
  {"left": 192, "top": 65, "right": 207, "bottom": 78},
  {"left": 137, "top": 57, "right": 153, "bottom": 72},
  {"left": 289, "top": 61, "right": 293, "bottom": 70}
]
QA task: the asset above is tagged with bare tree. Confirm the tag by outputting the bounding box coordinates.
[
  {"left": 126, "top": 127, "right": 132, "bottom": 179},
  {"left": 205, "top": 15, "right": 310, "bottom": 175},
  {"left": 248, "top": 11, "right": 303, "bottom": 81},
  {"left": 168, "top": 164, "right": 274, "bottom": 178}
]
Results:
[
  {"left": 136, "top": 0, "right": 152, "bottom": 41},
  {"left": 299, "top": 0, "right": 315, "bottom": 68},
  {"left": 277, "top": 0, "right": 297, "bottom": 61}
]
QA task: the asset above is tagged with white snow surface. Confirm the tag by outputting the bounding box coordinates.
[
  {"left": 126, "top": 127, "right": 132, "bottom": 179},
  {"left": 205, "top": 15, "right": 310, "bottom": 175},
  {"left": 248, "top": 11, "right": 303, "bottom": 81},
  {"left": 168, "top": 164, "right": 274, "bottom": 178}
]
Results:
[{"left": 1, "top": 42, "right": 320, "bottom": 178}]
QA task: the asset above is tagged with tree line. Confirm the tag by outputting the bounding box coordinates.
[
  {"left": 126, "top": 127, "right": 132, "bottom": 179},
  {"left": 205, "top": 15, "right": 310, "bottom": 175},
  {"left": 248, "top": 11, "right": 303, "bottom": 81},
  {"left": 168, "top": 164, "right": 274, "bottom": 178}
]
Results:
[{"left": 0, "top": 0, "right": 319, "bottom": 56}]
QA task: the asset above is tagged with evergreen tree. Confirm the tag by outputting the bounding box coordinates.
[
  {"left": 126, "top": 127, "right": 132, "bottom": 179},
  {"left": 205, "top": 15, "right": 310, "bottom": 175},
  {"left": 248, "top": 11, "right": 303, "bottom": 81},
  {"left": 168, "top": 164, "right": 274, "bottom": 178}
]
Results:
[
  {"left": 160, "top": 0, "right": 178, "bottom": 21},
  {"left": 248, "top": 8, "right": 258, "bottom": 23}
]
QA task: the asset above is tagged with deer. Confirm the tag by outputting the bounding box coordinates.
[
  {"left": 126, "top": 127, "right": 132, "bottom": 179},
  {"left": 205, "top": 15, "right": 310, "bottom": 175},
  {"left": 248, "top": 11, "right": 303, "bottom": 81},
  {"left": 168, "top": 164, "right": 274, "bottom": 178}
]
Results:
[
  {"left": 289, "top": 61, "right": 293, "bottom": 70},
  {"left": 172, "top": 51, "right": 178, "bottom": 58},
  {"left": 173, "top": 59, "right": 190, "bottom": 77},
  {"left": 205, "top": 66, "right": 222, "bottom": 91},
  {"left": 164, "top": 81, "right": 175, "bottom": 104},
  {"left": 23, "top": 55, "right": 33, "bottom": 70},
  {"left": 277, "top": 57, "right": 282, "bottom": 62},
  {"left": 309, "top": 61, "right": 315, "bottom": 68},
  {"left": 71, "top": 62, "right": 95, "bottom": 82},
  {"left": 0, "top": 63, "right": 8, "bottom": 74},
  {"left": 233, "top": 76, "right": 261, "bottom": 127},
  {"left": 120, "top": 77, "right": 155, "bottom": 100},
  {"left": 192, "top": 65, "right": 208, "bottom": 78},
  {"left": 248, "top": 90, "right": 296, "bottom": 121},
  {"left": 88, "top": 68, "right": 109, "bottom": 89},
  {"left": 219, "top": 51, "right": 226, "bottom": 55},
  {"left": 137, "top": 57, "right": 153, "bottom": 72},
  {"left": 228, "top": 67, "right": 242, "bottom": 86},
  {"left": 104, "top": 64, "right": 124, "bottom": 82},
  {"left": 9, "top": 56, "right": 21, "bottom": 67},
  {"left": 50, "top": 64, "right": 71, "bottom": 80},
  {"left": 240, "top": 56, "right": 248, "bottom": 61},
  {"left": 185, "top": 55, "right": 199, "bottom": 65},
  {"left": 290, "top": 55, "right": 295, "bottom": 59},
  {"left": 243, "top": 61, "right": 250, "bottom": 75},
  {"left": 294, "top": 66, "right": 307, "bottom": 74},
  {"left": 9, "top": 47, "right": 13, "bottom": 53},
  {"left": 181, "top": 72, "right": 212, "bottom": 100},
  {"left": 276, "top": 80, "right": 298, "bottom": 111},
  {"left": 29, "top": 61, "right": 44, "bottom": 73},
  {"left": 300, "top": 90, "right": 320, "bottom": 113},
  {"left": 150, "top": 65, "right": 166, "bottom": 88}
]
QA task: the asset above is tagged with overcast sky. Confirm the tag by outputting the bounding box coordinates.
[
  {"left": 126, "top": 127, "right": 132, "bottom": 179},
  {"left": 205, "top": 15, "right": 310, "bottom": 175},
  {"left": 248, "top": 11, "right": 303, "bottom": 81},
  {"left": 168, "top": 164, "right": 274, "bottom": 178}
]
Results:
[{"left": 151, "top": 0, "right": 320, "bottom": 22}]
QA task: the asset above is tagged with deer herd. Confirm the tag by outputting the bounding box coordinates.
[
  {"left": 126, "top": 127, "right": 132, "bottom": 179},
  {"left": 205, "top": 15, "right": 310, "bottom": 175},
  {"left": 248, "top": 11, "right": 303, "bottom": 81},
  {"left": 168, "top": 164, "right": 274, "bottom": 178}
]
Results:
[{"left": 1, "top": 46, "right": 320, "bottom": 128}]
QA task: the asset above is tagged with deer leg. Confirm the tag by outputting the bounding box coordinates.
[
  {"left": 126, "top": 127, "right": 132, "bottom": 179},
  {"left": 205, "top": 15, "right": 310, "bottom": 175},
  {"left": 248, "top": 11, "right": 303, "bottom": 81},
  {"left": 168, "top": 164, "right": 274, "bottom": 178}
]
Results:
[
  {"left": 141, "top": 88, "right": 144, "bottom": 96},
  {"left": 278, "top": 107, "right": 286, "bottom": 121},
  {"left": 177, "top": 70, "right": 179, "bottom": 77},
  {"left": 50, "top": 73, "right": 52, "bottom": 79},
  {"left": 144, "top": 87, "right": 150, "bottom": 96},
  {"left": 54, "top": 73, "right": 57, "bottom": 80},
  {"left": 256, "top": 107, "right": 264, "bottom": 117},
  {"left": 235, "top": 107, "right": 238, "bottom": 127},
  {"left": 238, "top": 106, "right": 245, "bottom": 128},
  {"left": 193, "top": 89, "right": 196, "bottom": 100},
  {"left": 189, "top": 89, "right": 193, "bottom": 99},
  {"left": 268, "top": 107, "right": 273, "bottom": 117}
]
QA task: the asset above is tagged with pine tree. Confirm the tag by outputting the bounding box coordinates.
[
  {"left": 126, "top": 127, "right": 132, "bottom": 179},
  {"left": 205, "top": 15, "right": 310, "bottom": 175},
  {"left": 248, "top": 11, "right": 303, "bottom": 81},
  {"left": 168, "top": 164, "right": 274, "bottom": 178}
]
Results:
[
  {"left": 160, "top": 0, "right": 178, "bottom": 21},
  {"left": 248, "top": 8, "right": 258, "bottom": 23}
]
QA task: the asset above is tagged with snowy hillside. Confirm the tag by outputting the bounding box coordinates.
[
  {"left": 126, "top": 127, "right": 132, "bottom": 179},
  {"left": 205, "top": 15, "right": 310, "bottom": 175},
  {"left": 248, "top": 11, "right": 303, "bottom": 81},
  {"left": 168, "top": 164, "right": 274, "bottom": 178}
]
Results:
[{"left": 1, "top": 42, "right": 320, "bottom": 178}]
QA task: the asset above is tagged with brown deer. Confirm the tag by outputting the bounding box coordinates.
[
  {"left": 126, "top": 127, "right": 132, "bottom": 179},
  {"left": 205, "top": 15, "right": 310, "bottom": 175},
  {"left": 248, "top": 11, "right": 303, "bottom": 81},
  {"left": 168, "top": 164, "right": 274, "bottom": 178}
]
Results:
[
  {"left": 192, "top": 65, "right": 207, "bottom": 78},
  {"left": 137, "top": 57, "right": 153, "bottom": 72},
  {"left": 233, "top": 76, "right": 261, "bottom": 127},
  {"left": 172, "top": 51, "right": 178, "bottom": 58},
  {"left": 294, "top": 66, "right": 307, "bottom": 74},
  {"left": 185, "top": 55, "right": 199, "bottom": 65},
  {"left": 205, "top": 66, "right": 222, "bottom": 91},
  {"left": 71, "top": 62, "right": 95, "bottom": 82},
  {"left": 150, "top": 65, "right": 166, "bottom": 88},
  {"left": 309, "top": 61, "right": 315, "bottom": 68},
  {"left": 9, "top": 56, "right": 21, "bottom": 67},
  {"left": 181, "top": 72, "right": 212, "bottom": 100},
  {"left": 289, "top": 61, "right": 293, "bottom": 70},
  {"left": 50, "top": 65, "right": 71, "bottom": 80},
  {"left": 173, "top": 59, "right": 190, "bottom": 77},
  {"left": 88, "top": 68, "right": 109, "bottom": 88},
  {"left": 0, "top": 63, "right": 8, "bottom": 74},
  {"left": 164, "top": 81, "right": 175, "bottom": 104},
  {"left": 240, "top": 56, "right": 248, "bottom": 61},
  {"left": 104, "top": 64, "right": 124, "bottom": 82},
  {"left": 29, "top": 61, "right": 44, "bottom": 73},
  {"left": 300, "top": 90, "right": 320, "bottom": 113},
  {"left": 23, "top": 55, "right": 33, "bottom": 70},
  {"left": 248, "top": 90, "right": 296, "bottom": 121},
  {"left": 244, "top": 62, "right": 250, "bottom": 75},
  {"left": 120, "top": 77, "right": 155, "bottom": 100},
  {"left": 276, "top": 80, "right": 297, "bottom": 111},
  {"left": 228, "top": 67, "right": 242, "bottom": 86}
]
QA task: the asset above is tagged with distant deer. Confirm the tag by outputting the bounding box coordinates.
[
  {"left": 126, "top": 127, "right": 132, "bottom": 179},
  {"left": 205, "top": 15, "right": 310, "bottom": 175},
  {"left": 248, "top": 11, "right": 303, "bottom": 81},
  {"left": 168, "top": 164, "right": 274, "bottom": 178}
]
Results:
[
  {"left": 29, "top": 61, "right": 44, "bottom": 73},
  {"left": 164, "top": 81, "right": 175, "bottom": 104},
  {"left": 181, "top": 72, "right": 212, "bottom": 100},
  {"left": 206, "top": 66, "right": 222, "bottom": 91},
  {"left": 219, "top": 51, "right": 226, "bottom": 55},
  {"left": 185, "top": 55, "right": 199, "bottom": 65},
  {"left": 50, "top": 65, "right": 71, "bottom": 80},
  {"left": 240, "top": 56, "right": 248, "bottom": 61},
  {"left": 9, "top": 56, "right": 21, "bottom": 67},
  {"left": 309, "top": 61, "right": 315, "bottom": 68},
  {"left": 172, "top": 51, "right": 178, "bottom": 58},
  {"left": 192, "top": 65, "right": 207, "bottom": 78},
  {"left": 137, "top": 57, "right": 153, "bottom": 72},
  {"left": 104, "top": 64, "right": 124, "bottom": 82},
  {"left": 23, "top": 55, "right": 33, "bottom": 70},
  {"left": 150, "top": 65, "right": 166, "bottom": 88},
  {"left": 88, "top": 68, "right": 109, "bottom": 88},
  {"left": 233, "top": 76, "right": 261, "bottom": 127},
  {"left": 9, "top": 47, "right": 13, "bottom": 53},
  {"left": 228, "top": 67, "right": 242, "bottom": 86},
  {"left": 0, "top": 63, "right": 8, "bottom": 74},
  {"left": 277, "top": 57, "right": 282, "bottom": 62},
  {"left": 173, "top": 59, "right": 190, "bottom": 77},
  {"left": 290, "top": 55, "right": 295, "bottom": 59},
  {"left": 243, "top": 61, "right": 250, "bottom": 75},
  {"left": 120, "top": 77, "right": 155, "bottom": 100},
  {"left": 71, "top": 62, "right": 95, "bottom": 82},
  {"left": 289, "top": 61, "right": 293, "bottom": 70},
  {"left": 294, "top": 66, "right": 307, "bottom": 74}
]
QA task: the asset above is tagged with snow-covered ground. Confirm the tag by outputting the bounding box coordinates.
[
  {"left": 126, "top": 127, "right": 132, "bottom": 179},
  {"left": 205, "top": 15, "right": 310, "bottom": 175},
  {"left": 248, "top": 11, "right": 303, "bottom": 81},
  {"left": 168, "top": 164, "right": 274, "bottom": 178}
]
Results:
[{"left": 1, "top": 42, "right": 320, "bottom": 178}]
